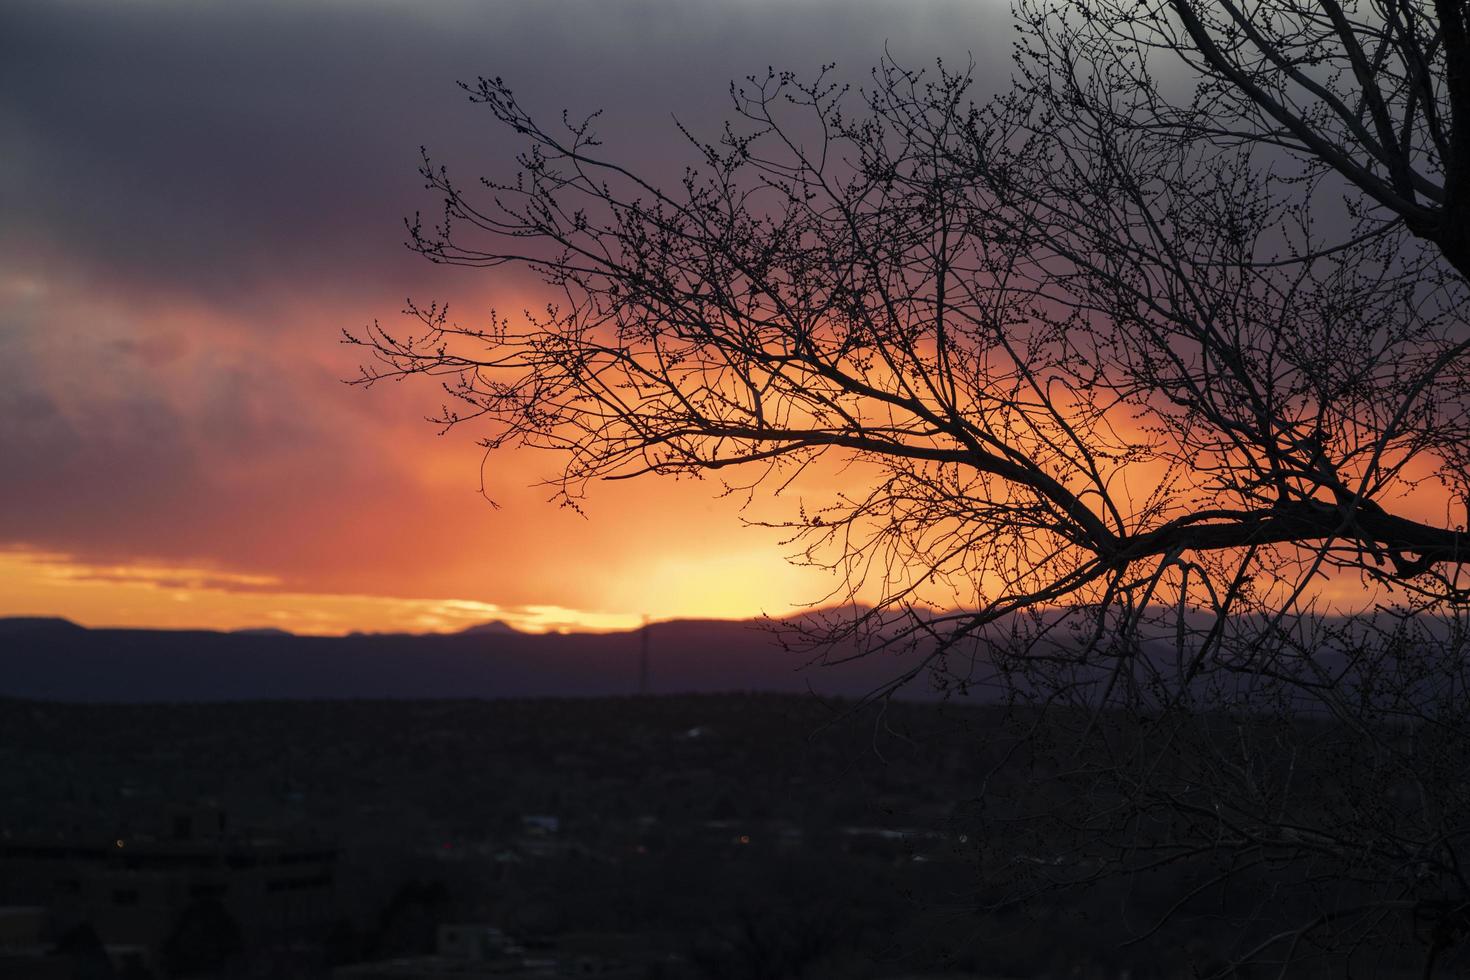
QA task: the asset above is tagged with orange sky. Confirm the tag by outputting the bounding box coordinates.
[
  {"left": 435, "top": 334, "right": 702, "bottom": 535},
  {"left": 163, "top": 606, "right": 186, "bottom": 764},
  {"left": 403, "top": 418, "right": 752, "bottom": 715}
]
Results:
[
  {"left": 0, "top": 1, "right": 1013, "bottom": 635},
  {"left": 0, "top": 274, "right": 858, "bottom": 634}
]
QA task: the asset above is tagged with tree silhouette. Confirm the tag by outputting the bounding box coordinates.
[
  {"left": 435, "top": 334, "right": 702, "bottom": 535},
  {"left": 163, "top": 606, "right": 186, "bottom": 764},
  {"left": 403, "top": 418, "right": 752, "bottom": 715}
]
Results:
[{"left": 351, "top": 1, "right": 1470, "bottom": 973}]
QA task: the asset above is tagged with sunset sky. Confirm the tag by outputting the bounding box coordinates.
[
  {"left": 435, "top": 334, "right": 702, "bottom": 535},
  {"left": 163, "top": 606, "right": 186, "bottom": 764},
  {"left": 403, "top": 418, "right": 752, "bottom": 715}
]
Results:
[{"left": 0, "top": 0, "right": 1007, "bottom": 634}]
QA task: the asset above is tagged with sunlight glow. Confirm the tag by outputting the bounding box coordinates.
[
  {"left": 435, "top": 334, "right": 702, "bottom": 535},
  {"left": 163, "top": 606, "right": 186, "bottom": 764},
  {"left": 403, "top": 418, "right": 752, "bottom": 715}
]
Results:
[{"left": 0, "top": 550, "right": 655, "bottom": 635}]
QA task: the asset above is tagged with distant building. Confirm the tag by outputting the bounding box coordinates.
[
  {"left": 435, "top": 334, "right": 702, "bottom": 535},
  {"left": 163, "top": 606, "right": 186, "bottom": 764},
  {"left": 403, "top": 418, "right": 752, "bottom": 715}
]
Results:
[
  {"left": 520, "top": 814, "right": 560, "bottom": 835},
  {"left": 0, "top": 904, "right": 154, "bottom": 978},
  {"left": 0, "top": 906, "right": 53, "bottom": 976},
  {"left": 0, "top": 806, "right": 336, "bottom": 969},
  {"left": 437, "top": 923, "right": 515, "bottom": 960},
  {"left": 333, "top": 924, "right": 655, "bottom": 979}
]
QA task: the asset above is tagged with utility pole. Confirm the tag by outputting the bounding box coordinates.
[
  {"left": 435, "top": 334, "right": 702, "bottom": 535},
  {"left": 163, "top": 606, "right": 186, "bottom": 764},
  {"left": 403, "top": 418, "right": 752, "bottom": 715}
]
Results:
[{"left": 638, "top": 615, "right": 650, "bottom": 696}]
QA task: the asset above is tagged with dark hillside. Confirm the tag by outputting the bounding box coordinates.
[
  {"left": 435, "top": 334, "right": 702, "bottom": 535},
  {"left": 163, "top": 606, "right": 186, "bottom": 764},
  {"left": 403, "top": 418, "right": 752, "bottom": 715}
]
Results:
[{"left": 0, "top": 618, "right": 938, "bottom": 703}]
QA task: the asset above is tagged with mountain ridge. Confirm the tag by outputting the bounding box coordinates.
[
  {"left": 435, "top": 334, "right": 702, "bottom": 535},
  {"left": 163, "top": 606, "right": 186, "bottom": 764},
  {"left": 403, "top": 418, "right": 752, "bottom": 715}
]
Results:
[{"left": 0, "top": 615, "right": 931, "bottom": 704}]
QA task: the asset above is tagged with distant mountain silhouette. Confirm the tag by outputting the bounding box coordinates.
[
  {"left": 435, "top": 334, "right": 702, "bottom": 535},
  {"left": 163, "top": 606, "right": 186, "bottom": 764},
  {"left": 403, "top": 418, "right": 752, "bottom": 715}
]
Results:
[
  {"left": 457, "top": 620, "right": 522, "bottom": 636},
  {"left": 0, "top": 617, "right": 940, "bottom": 703},
  {"left": 7, "top": 609, "right": 1381, "bottom": 706},
  {"left": 0, "top": 616, "right": 84, "bottom": 635}
]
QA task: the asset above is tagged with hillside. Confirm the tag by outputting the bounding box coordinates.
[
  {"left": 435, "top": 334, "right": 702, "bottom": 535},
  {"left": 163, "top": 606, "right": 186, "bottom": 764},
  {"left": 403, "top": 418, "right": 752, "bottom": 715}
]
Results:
[{"left": 0, "top": 617, "right": 945, "bottom": 703}]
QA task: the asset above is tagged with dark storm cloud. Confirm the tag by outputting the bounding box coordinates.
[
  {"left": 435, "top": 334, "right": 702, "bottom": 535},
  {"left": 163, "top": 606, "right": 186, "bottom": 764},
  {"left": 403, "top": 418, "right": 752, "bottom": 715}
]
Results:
[
  {"left": 0, "top": 313, "right": 195, "bottom": 550},
  {"left": 1, "top": 0, "right": 1005, "bottom": 311}
]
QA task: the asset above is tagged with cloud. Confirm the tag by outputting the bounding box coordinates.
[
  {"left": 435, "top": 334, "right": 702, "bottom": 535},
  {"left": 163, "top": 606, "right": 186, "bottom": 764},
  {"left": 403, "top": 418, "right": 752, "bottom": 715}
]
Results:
[
  {"left": 22, "top": 553, "right": 283, "bottom": 593},
  {"left": 0, "top": 0, "right": 1006, "bottom": 308},
  {"left": 0, "top": 548, "right": 649, "bottom": 634},
  {"left": 0, "top": 0, "right": 1008, "bottom": 624}
]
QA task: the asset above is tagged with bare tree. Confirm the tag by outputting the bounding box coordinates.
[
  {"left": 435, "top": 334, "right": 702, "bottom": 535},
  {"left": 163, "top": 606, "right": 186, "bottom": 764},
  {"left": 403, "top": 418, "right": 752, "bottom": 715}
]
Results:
[{"left": 350, "top": 0, "right": 1470, "bottom": 973}]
